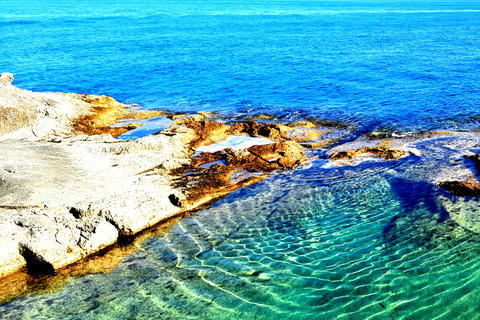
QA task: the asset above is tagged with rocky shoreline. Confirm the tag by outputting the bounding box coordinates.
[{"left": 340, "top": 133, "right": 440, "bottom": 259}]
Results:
[
  {"left": 0, "top": 73, "right": 341, "bottom": 284},
  {"left": 3, "top": 73, "right": 480, "bottom": 303}
]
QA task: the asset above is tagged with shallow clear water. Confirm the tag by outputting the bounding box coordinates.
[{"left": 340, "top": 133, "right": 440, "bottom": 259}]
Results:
[
  {"left": 3, "top": 158, "right": 480, "bottom": 319},
  {"left": 2, "top": 0, "right": 480, "bottom": 319}
]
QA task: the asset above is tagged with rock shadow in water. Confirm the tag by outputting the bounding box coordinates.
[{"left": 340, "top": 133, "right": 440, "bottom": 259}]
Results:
[{"left": 382, "top": 176, "right": 451, "bottom": 246}]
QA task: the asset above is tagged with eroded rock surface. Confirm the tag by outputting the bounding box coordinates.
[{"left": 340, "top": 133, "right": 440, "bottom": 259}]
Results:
[
  {"left": 0, "top": 133, "right": 190, "bottom": 277},
  {"left": 0, "top": 75, "right": 331, "bottom": 281},
  {"left": 171, "top": 140, "right": 306, "bottom": 209},
  {"left": 0, "top": 82, "right": 164, "bottom": 141},
  {"left": 329, "top": 140, "right": 405, "bottom": 160}
]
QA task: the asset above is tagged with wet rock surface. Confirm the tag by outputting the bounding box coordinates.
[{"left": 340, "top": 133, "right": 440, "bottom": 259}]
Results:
[
  {"left": 172, "top": 140, "right": 306, "bottom": 210},
  {"left": 437, "top": 155, "right": 480, "bottom": 197},
  {"left": 329, "top": 140, "right": 405, "bottom": 160},
  {"left": 437, "top": 177, "right": 480, "bottom": 197}
]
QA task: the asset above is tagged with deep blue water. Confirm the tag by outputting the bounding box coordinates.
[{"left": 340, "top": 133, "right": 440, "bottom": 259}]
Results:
[
  {"left": 2, "top": 0, "right": 480, "bottom": 133},
  {"left": 2, "top": 1, "right": 480, "bottom": 319}
]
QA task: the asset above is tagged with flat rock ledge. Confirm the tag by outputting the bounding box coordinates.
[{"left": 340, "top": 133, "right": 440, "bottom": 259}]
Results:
[{"left": 0, "top": 75, "right": 335, "bottom": 280}]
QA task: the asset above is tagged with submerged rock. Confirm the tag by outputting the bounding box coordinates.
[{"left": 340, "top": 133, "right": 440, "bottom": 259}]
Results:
[
  {"left": 329, "top": 141, "right": 405, "bottom": 160},
  {"left": 437, "top": 177, "right": 480, "bottom": 197},
  {"left": 437, "top": 155, "right": 480, "bottom": 197}
]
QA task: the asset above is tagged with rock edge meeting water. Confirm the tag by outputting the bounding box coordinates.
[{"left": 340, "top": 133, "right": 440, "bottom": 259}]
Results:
[{"left": 1, "top": 0, "right": 480, "bottom": 319}]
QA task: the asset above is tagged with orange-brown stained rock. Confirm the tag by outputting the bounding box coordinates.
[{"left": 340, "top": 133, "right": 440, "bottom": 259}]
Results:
[
  {"left": 191, "top": 151, "right": 223, "bottom": 168},
  {"left": 227, "top": 120, "right": 329, "bottom": 144},
  {"left": 437, "top": 176, "right": 480, "bottom": 197},
  {"left": 256, "top": 123, "right": 293, "bottom": 140},
  {"left": 173, "top": 140, "right": 306, "bottom": 209},
  {"left": 167, "top": 112, "right": 209, "bottom": 121},
  {"left": 289, "top": 121, "right": 317, "bottom": 129},
  {"left": 257, "top": 114, "right": 274, "bottom": 120},
  {"left": 429, "top": 131, "right": 455, "bottom": 135},
  {"left": 72, "top": 95, "right": 165, "bottom": 137},
  {"left": 179, "top": 172, "right": 268, "bottom": 210},
  {"left": 302, "top": 140, "right": 333, "bottom": 149},
  {"left": 223, "top": 174, "right": 268, "bottom": 192},
  {"left": 167, "top": 113, "right": 188, "bottom": 120},
  {"left": 224, "top": 148, "right": 268, "bottom": 167},
  {"left": 227, "top": 121, "right": 294, "bottom": 141},
  {"left": 329, "top": 141, "right": 405, "bottom": 160},
  {"left": 288, "top": 127, "right": 326, "bottom": 143},
  {"left": 248, "top": 140, "right": 305, "bottom": 168},
  {"left": 169, "top": 118, "right": 231, "bottom": 149},
  {"left": 161, "top": 119, "right": 309, "bottom": 241},
  {"left": 227, "top": 121, "right": 259, "bottom": 135}
]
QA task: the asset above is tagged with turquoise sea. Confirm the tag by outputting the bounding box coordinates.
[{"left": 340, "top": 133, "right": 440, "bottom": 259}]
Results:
[{"left": 2, "top": 0, "right": 480, "bottom": 319}]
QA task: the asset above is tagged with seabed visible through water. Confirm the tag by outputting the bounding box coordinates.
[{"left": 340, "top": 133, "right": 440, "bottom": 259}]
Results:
[{"left": 3, "top": 133, "right": 480, "bottom": 319}]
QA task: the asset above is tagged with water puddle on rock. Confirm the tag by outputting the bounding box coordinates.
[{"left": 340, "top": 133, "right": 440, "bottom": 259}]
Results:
[
  {"left": 196, "top": 136, "right": 274, "bottom": 153},
  {"left": 115, "top": 116, "right": 172, "bottom": 141}
]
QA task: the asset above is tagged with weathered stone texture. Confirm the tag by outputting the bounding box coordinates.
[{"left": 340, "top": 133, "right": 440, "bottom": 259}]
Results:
[{"left": 0, "top": 74, "right": 332, "bottom": 282}]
